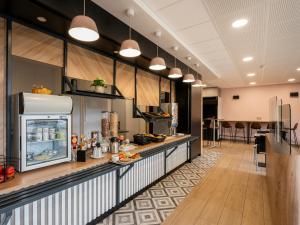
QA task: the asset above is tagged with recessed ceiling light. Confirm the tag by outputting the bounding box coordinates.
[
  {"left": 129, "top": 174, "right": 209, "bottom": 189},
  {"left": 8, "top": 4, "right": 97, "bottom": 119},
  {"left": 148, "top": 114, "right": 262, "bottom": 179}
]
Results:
[
  {"left": 288, "top": 78, "right": 296, "bottom": 82},
  {"left": 243, "top": 56, "right": 253, "bottom": 62},
  {"left": 297, "top": 68, "right": 300, "bottom": 71},
  {"left": 37, "top": 16, "right": 47, "bottom": 23},
  {"left": 232, "top": 18, "right": 248, "bottom": 28},
  {"left": 247, "top": 73, "right": 256, "bottom": 77},
  {"left": 249, "top": 82, "right": 256, "bottom": 85}
]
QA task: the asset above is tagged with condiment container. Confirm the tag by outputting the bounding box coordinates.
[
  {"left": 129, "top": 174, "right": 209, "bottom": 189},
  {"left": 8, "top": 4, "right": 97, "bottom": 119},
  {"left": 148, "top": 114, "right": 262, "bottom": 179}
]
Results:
[
  {"left": 77, "top": 150, "right": 87, "bottom": 162},
  {"left": 101, "top": 111, "right": 110, "bottom": 137},
  {"left": 91, "top": 131, "right": 99, "bottom": 142},
  {"left": 111, "top": 154, "right": 119, "bottom": 163},
  {"left": 92, "top": 143, "right": 103, "bottom": 158},
  {"left": 110, "top": 112, "right": 118, "bottom": 137},
  {"left": 110, "top": 137, "right": 119, "bottom": 154}
]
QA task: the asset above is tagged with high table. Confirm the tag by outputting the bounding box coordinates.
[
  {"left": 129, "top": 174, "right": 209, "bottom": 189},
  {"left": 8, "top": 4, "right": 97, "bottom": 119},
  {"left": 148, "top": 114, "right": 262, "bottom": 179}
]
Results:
[
  {"left": 219, "top": 120, "right": 270, "bottom": 144},
  {"left": 204, "top": 118, "right": 222, "bottom": 148}
]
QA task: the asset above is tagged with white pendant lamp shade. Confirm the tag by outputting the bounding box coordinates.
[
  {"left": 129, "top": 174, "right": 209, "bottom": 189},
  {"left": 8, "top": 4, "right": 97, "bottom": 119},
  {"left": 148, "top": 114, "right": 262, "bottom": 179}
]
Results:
[
  {"left": 183, "top": 73, "right": 195, "bottom": 83},
  {"left": 69, "top": 15, "right": 99, "bottom": 42},
  {"left": 168, "top": 67, "right": 183, "bottom": 78},
  {"left": 149, "top": 57, "right": 166, "bottom": 70},
  {"left": 192, "top": 79, "right": 205, "bottom": 87},
  {"left": 119, "top": 9, "right": 141, "bottom": 58},
  {"left": 119, "top": 39, "right": 141, "bottom": 57}
]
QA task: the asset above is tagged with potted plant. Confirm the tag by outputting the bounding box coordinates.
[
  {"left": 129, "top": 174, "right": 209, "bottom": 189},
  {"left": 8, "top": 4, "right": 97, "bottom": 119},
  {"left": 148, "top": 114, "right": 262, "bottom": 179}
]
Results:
[{"left": 91, "top": 78, "right": 107, "bottom": 93}]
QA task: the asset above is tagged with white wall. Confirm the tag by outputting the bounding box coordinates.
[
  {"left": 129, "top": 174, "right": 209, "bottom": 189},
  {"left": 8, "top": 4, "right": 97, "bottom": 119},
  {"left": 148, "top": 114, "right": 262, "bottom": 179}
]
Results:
[
  {"left": 220, "top": 83, "right": 300, "bottom": 141},
  {"left": 202, "top": 87, "right": 220, "bottom": 97}
]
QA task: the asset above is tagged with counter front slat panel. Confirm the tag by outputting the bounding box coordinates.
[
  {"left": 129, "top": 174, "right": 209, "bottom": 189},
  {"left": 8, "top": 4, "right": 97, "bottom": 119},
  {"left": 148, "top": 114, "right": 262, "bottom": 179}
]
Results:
[
  {"left": 119, "top": 152, "right": 165, "bottom": 202},
  {"left": 6, "top": 171, "right": 116, "bottom": 225},
  {"left": 166, "top": 143, "right": 188, "bottom": 173}
]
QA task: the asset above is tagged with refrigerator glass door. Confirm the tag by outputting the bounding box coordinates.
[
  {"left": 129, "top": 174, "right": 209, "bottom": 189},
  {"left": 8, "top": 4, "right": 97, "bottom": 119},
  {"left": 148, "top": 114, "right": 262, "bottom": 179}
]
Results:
[{"left": 21, "top": 115, "right": 71, "bottom": 171}]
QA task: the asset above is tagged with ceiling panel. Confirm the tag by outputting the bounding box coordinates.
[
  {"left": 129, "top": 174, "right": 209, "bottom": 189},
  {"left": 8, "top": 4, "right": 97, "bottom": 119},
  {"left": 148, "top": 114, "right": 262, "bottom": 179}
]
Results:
[
  {"left": 192, "top": 39, "right": 226, "bottom": 54},
  {"left": 157, "top": 0, "right": 210, "bottom": 30},
  {"left": 177, "top": 22, "right": 219, "bottom": 44},
  {"left": 142, "top": 0, "right": 181, "bottom": 11}
]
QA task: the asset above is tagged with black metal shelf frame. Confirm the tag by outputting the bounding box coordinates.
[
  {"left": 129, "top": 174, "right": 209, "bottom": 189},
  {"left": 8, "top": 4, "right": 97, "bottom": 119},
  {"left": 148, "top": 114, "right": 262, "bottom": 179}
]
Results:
[
  {"left": 132, "top": 103, "right": 173, "bottom": 123},
  {"left": 62, "top": 76, "right": 125, "bottom": 100}
]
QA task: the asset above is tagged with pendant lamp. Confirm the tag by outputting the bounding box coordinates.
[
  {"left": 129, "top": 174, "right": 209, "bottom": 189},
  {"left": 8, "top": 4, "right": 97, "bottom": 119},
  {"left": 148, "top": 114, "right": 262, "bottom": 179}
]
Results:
[
  {"left": 168, "top": 53, "right": 182, "bottom": 78},
  {"left": 183, "top": 57, "right": 195, "bottom": 83},
  {"left": 119, "top": 9, "right": 141, "bottom": 58},
  {"left": 149, "top": 31, "right": 166, "bottom": 71},
  {"left": 192, "top": 74, "right": 206, "bottom": 87},
  {"left": 69, "top": 0, "right": 99, "bottom": 42},
  {"left": 168, "top": 46, "right": 182, "bottom": 78},
  {"left": 183, "top": 65, "right": 195, "bottom": 83}
]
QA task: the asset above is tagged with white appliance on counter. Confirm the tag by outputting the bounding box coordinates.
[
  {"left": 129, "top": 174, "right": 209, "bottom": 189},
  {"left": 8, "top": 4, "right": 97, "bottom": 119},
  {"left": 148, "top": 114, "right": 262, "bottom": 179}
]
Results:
[{"left": 13, "top": 93, "right": 73, "bottom": 172}]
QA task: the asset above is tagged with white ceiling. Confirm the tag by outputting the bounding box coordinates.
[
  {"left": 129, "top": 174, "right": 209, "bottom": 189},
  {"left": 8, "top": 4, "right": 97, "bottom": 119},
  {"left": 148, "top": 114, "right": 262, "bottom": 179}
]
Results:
[{"left": 93, "top": 0, "right": 300, "bottom": 88}]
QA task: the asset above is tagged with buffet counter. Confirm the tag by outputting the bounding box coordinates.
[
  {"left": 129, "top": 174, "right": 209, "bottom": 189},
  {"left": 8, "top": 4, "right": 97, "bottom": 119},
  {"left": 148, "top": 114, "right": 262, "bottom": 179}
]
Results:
[{"left": 0, "top": 135, "right": 197, "bottom": 225}]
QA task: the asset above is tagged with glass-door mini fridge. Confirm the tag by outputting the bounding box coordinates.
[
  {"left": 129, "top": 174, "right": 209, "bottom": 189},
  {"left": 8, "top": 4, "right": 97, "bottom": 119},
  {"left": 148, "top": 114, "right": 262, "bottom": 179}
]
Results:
[{"left": 13, "top": 93, "right": 73, "bottom": 172}]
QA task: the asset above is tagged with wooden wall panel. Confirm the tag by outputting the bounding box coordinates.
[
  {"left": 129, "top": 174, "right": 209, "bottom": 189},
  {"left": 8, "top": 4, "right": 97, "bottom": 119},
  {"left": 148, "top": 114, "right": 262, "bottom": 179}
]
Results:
[
  {"left": 116, "top": 62, "right": 135, "bottom": 99},
  {"left": 137, "top": 70, "right": 159, "bottom": 106},
  {"left": 67, "top": 44, "right": 113, "bottom": 85},
  {"left": 0, "top": 18, "right": 5, "bottom": 156},
  {"left": 266, "top": 135, "right": 300, "bottom": 225},
  {"left": 12, "top": 22, "right": 63, "bottom": 67},
  {"left": 171, "top": 81, "right": 176, "bottom": 102},
  {"left": 161, "top": 77, "right": 170, "bottom": 93}
]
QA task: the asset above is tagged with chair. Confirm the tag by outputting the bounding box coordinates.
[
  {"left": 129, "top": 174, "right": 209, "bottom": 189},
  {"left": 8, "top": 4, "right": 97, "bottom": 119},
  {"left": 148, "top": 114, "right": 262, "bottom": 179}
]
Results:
[
  {"left": 220, "top": 121, "right": 233, "bottom": 142},
  {"left": 291, "top": 123, "right": 298, "bottom": 147},
  {"left": 250, "top": 122, "right": 261, "bottom": 141},
  {"left": 234, "top": 122, "right": 246, "bottom": 143},
  {"left": 253, "top": 135, "right": 266, "bottom": 171}
]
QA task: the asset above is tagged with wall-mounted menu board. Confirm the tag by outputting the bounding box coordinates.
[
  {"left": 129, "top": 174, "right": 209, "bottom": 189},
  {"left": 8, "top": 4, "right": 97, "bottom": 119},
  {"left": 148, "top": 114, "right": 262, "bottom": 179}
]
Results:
[
  {"left": 12, "top": 22, "right": 63, "bottom": 67},
  {"left": 67, "top": 44, "right": 113, "bottom": 85},
  {"left": 0, "top": 17, "right": 5, "bottom": 156},
  {"left": 137, "top": 69, "right": 159, "bottom": 106},
  {"left": 116, "top": 61, "right": 135, "bottom": 99},
  {"left": 161, "top": 77, "right": 170, "bottom": 93}
]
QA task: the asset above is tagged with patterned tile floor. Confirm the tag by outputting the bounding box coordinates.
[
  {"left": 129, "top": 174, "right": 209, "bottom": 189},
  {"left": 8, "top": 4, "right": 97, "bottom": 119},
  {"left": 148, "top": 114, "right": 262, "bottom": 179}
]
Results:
[{"left": 98, "top": 150, "right": 223, "bottom": 225}]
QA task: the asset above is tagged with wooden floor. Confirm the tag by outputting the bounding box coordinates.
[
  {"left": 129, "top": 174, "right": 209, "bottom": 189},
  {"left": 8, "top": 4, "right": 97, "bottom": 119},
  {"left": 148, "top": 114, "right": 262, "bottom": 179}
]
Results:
[{"left": 163, "top": 141, "right": 272, "bottom": 225}]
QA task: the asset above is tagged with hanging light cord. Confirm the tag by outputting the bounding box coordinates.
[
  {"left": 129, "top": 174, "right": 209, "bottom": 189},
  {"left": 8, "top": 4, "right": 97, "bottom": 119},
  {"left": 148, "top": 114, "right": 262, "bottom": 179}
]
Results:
[
  {"left": 83, "top": 0, "right": 86, "bottom": 15},
  {"left": 129, "top": 16, "right": 132, "bottom": 40},
  {"left": 174, "top": 57, "right": 177, "bottom": 67},
  {"left": 156, "top": 37, "right": 159, "bottom": 57}
]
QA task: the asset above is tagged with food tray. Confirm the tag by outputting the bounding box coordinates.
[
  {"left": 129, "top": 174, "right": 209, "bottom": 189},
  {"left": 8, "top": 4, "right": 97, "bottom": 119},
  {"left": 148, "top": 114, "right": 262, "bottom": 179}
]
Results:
[
  {"left": 133, "top": 134, "right": 151, "bottom": 145},
  {"left": 110, "top": 156, "right": 142, "bottom": 165}
]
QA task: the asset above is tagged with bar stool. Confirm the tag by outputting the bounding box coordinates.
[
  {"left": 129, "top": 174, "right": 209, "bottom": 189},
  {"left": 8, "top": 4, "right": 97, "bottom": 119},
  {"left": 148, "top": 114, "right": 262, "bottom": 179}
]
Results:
[
  {"left": 250, "top": 122, "right": 261, "bottom": 141},
  {"left": 234, "top": 122, "right": 246, "bottom": 143},
  {"left": 220, "top": 121, "right": 233, "bottom": 142}
]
